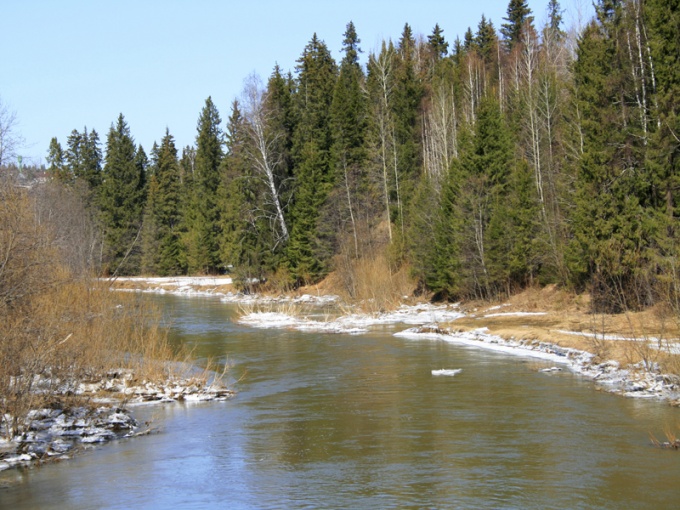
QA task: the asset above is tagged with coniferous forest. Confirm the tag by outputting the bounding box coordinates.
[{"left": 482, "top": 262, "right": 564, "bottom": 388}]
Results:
[{"left": 45, "top": 0, "right": 679, "bottom": 313}]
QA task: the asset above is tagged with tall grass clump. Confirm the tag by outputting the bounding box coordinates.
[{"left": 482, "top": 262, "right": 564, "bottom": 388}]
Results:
[
  {"left": 331, "top": 246, "right": 416, "bottom": 313},
  {"left": 0, "top": 176, "right": 178, "bottom": 440}
]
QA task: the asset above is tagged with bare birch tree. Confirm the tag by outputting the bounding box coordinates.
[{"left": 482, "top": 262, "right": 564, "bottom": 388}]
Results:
[
  {"left": 368, "top": 45, "right": 398, "bottom": 243},
  {"left": 241, "top": 74, "right": 289, "bottom": 247},
  {"left": 422, "top": 82, "right": 458, "bottom": 190}
]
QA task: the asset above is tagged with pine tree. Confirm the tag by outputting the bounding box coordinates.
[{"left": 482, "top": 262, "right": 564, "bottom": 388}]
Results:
[
  {"left": 99, "top": 114, "right": 145, "bottom": 275},
  {"left": 184, "top": 97, "right": 224, "bottom": 274}
]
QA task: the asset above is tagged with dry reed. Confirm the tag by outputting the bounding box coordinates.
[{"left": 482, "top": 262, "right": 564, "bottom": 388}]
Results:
[{"left": 0, "top": 177, "right": 189, "bottom": 440}]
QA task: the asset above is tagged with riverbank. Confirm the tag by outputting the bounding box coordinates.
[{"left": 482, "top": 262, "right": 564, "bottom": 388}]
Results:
[
  {"left": 0, "top": 370, "right": 233, "bottom": 472},
  {"left": 110, "top": 277, "right": 680, "bottom": 405}
]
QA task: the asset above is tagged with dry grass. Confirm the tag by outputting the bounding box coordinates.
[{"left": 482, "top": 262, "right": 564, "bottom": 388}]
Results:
[
  {"left": 0, "top": 178, "right": 189, "bottom": 440},
  {"left": 439, "top": 285, "right": 680, "bottom": 372},
  {"left": 326, "top": 251, "right": 417, "bottom": 313}
]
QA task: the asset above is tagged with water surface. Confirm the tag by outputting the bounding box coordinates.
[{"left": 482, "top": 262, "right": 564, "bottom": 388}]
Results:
[{"left": 2, "top": 294, "right": 679, "bottom": 509}]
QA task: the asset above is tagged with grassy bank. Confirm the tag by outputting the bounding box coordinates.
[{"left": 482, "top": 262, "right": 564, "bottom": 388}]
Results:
[{"left": 0, "top": 178, "right": 213, "bottom": 444}]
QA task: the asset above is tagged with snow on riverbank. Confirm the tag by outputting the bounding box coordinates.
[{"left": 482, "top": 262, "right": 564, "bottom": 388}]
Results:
[
  {"left": 111, "top": 276, "right": 341, "bottom": 305},
  {"left": 115, "top": 276, "right": 234, "bottom": 287},
  {"left": 0, "top": 406, "right": 137, "bottom": 471},
  {"left": 239, "top": 303, "right": 465, "bottom": 334},
  {"left": 111, "top": 276, "right": 235, "bottom": 298},
  {"left": 109, "top": 277, "right": 680, "bottom": 403},
  {"left": 396, "top": 326, "right": 680, "bottom": 401},
  {"left": 0, "top": 372, "right": 233, "bottom": 472}
]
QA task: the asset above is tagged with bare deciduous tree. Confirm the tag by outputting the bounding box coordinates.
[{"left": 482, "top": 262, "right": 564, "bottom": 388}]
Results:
[
  {"left": 241, "top": 74, "right": 289, "bottom": 247},
  {"left": 0, "top": 97, "right": 24, "bottom": 167}
]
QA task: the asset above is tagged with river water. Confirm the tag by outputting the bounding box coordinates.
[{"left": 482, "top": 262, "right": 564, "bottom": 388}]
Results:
[{"left": 2, "top": 294, "right": 680, "bottom": 509}]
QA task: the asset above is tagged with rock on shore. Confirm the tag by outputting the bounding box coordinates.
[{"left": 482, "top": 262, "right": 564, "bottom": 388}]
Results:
[{"left": 0, "top": 372, "right": 234, "bottom": 471}]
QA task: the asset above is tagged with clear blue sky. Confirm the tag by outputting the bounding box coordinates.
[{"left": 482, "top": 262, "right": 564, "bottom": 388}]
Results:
[{"left": 1, "top": 0, "right": 592, "bottom": 165}]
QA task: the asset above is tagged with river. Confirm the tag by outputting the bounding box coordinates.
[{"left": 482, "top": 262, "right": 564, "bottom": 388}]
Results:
[{"left": 2, "top": 294, "right": 679, "bottom": 509}]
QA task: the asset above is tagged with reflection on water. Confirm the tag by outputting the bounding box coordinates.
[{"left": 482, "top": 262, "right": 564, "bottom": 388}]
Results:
[{"left": 2, "top": 294, "right": 680, "bottom": 509}]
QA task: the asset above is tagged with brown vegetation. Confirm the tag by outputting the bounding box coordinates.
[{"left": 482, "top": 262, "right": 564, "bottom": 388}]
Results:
[
  {"left": 0, "top": 176, "right": 186, "bottom": 440},
  {"left": 326, "top": 250, "right": 417, "bottom": 313},
  {"left": 445, "top": 285, "right": 680, "bottom": 374}
]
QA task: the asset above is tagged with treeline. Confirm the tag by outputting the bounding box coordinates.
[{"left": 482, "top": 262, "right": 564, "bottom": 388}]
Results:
[{"left": 46, "top": 0, "right": 679, "bottom": 311}]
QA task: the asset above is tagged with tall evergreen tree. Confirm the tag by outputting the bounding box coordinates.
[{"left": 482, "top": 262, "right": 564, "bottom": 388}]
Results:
[
  {"left": 392, "top": 23, "right": 425, "bottom": 243},
  {"left": 501, "top": 0, "right": 534, "bottom": 50},
  {"left": 65, "top": 127, "right": 102, "bottom": 194},
  {"left": 47, "top": 137, "right": 68, "bottom": 181},
  {"left": 568, "top": 2, "right": 654, "bottom": 311},
  {"left": 287, "top": 33, "right": 338, "bottom": 284},
  {"left": 184, "top": 97, "right": 224, "bottom": 274},
  {"left": 429, "top": 98, "right": 516, "bottom": 299},
  {"left": 463, "top": 27, "right": 475, "bottom": 51},
  {"left": 141, "top": 129, "right": 184, "bottom": 275},
  {"left": 428, "top": 23, "right": 449, "bottom": 62},
  {"left": 329, "top": 21, "right": 369, "bottom": 258},
  {"left": 99, "top": 114, "right": 145, "bottom": 275},
  {"left": 475, "top": 15, "right": 499, "bottom": 65},
  {"left": 546, "top": 0, "right": 565, "bottom": 38},
  {"left": 218, "top": 100, "right": 267, "bottom": 288}
]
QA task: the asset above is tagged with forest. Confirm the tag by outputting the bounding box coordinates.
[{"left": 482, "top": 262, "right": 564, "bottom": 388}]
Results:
[{"left": 43, "top": 0, "right": 679, "bottom": 313}]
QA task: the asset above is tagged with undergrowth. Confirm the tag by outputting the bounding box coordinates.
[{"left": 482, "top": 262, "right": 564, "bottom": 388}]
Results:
[{"left": 0, "top": 177, "right": 194, "bottom": 440}]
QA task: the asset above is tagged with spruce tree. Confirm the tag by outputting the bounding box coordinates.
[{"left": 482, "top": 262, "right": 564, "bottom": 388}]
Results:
[
  {"left": 501, "top": 0, "right": 534, "bottom": 50},
  {"left": 47, "top": 137, "right": 68, "bottom": 182},
  {"left": 218, "top": 100, "right": 266, "bottom": 288},
  {"left": 427, "top": 24, "right": 449, "bottom": 62},
  {"left": 184, "top": 97, "right": 224, "bottom": 274},
  {"left": 329, "top": 21, "right": 368, "bottom": 258},
  {"left": 287, "top": 34, "right": 338, "bottom": 284},
  {"left": 429, "top": 98, "right": 515, "bottom": 299},
  {"left": 392, "top": 23, "right": 425, "bottom": 243},
  {"left": 569, "top": 3, "right": 654, "bottom": 311},
  {"left": 99, "top": 114, "right": 145, "bottom": 275},
  {"left": 463, "top": 27, "right": 475, "bottom": 51},
  {"left": 141, "top": 129, "right": 184, "bottom": 275},
  {"left": 65, "top": 127, "right": 102, "bottom": 195}
]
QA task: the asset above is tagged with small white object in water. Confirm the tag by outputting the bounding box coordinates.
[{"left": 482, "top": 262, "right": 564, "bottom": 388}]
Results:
[
  {"left": 431, "top": 369, "right": 462, "bottom": 376},
  {"left": 540, "top": 367, "right": 563, "bottom": 372}
]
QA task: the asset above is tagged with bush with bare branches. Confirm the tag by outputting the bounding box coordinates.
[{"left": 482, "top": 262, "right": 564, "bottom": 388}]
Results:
[{"left": 0, "top": 175, "right": 181, "bottom": 440}]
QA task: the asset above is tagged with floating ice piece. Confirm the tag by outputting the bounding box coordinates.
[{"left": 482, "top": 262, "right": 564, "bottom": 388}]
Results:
[{"left": 431, "top": 368, "right": 462, "bottom": 376}]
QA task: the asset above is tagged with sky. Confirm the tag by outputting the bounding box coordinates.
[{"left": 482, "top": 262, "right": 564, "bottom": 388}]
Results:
[{"left": 1, "top": 0, "right": 593, "bottom": 166}]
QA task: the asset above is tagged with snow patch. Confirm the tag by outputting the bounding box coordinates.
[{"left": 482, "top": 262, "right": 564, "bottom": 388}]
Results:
[
  {"left": 238, "top": 303, "right": 464, "bottom": 334},
  {"left": 432, "top": 369, "right": 462, "bottom": 377}
]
